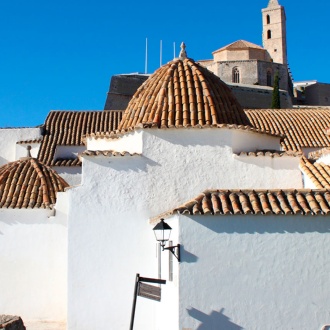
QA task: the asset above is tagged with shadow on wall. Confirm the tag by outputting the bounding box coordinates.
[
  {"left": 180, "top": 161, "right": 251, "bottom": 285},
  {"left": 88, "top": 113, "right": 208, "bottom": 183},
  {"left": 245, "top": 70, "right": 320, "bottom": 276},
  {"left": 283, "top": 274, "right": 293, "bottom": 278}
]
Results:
[
  {"left": 189, "top": 215, "right": 330, "bottom": 234},
  {"left": 91, "top": 155, "right": 160, "bottom": 173},
  {"left": 187, "top": 307, "right": 243, "bottom": 330},
  {"left": 181, "top": 244, "right": 199, "bottom": 263}
]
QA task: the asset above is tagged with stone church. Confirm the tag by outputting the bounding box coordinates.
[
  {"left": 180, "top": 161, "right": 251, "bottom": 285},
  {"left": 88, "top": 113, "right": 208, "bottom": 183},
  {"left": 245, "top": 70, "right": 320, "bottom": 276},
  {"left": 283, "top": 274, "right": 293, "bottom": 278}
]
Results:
[{"left": 1, "top": 1, "right": 330, "bottom": 330}]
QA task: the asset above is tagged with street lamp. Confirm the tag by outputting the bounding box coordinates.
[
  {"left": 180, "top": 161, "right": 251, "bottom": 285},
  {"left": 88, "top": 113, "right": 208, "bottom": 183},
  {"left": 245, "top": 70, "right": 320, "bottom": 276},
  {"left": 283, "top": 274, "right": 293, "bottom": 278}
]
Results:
[{"left": 153, "top": 219, "right": 180, "bottom": 262}]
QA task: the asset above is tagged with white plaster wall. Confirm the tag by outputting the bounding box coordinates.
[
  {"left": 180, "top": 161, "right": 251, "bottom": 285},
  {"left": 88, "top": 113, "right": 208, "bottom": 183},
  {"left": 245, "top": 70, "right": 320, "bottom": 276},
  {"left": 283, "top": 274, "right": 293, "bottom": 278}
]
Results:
[
  {"left": 155, "top": 216, "right": 179, "bottom": 330},
  {"left": 53, "top": 167, "right": 82, "bottom": 186},
  {"left": 0, "top": 128, "right": 41, "bottom": 166},
  {"left": 68, "top": 128, "right": 304, "bottom": 330},
  {"left": 231, "top": 129, "right": 281, "bottom": 153},
  {"left": 86, "top": 131, "right": 143, "bottom": 153},
  {"left": 54, "top": 145, "right": 86, "bottom": 160},
  {"left": 15, "top": 142, "right": 40, "bottom": 159},
  {"left": 178, "top": 213, "right": 330, "bottom": 330},
  {"left": 0, "top": 199, "right": 68, "bottom": 323},
  {"left": 317, "top": 153, "right": 330, "bottom": 165}
]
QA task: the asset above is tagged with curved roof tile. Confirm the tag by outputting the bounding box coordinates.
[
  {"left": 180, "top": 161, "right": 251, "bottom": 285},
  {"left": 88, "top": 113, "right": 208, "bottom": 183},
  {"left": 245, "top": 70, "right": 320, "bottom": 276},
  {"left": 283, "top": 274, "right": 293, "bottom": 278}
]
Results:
[
  {"left": 38, "top": 110, "right": 123, "bottom": 165},
  {"left": 0, "top": 158, "right": 69, "bottom": 209},
  {"left": 245, "top": 108, "right": 330, "bottom": 151},
  {"left": 118, "top": 57, "right": 252, "bottom": 132},
  {"left": 154, "top": 189, "right": 330, "bottom": 219}
]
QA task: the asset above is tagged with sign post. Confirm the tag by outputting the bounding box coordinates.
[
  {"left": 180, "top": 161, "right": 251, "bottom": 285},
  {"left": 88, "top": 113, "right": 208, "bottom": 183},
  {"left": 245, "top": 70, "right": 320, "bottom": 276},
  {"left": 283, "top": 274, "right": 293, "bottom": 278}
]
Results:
[{"left": 129, "top": 274, "right": 166, "bottom": 330}]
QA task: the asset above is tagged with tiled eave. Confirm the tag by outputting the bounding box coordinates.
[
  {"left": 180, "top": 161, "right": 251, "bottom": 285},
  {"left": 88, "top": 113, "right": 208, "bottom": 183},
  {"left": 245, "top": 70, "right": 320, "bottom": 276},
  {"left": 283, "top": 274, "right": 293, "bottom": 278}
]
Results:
[
  {"left": 16, "top": 139, "right": 42, "bottom": 144},
  {"left": 51, "top": 158, "right": 82, "bottom": 167},
  {"left": 300, "top": 158, "right": 330, "bottom": 189},
  {"left": 235, "top": 150, "right": 302, "bottom": 158},
  {"left": 79, "top": 150, "right": 140, "bottom": 158},
  {"left": 152, "top": 189, "right": 330, "bottom": 221},
  {"left": 308, "top": 148, "right": 330, "bottom": 160},
  {"left": 83, "top": 124, "right": 284, "bottom": 140}
]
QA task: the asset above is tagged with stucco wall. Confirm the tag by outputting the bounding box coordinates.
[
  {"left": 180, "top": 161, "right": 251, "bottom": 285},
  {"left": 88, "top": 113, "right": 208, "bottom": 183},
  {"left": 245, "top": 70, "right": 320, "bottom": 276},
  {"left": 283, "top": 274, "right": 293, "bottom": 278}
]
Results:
[
  {"left": 0, "top": 128, "right": 41, "bottom": 166},
  {"left": 177, "top": 213, "right": 330, "bottom": 329},
  {"left": 0, "top": 194, "right": 68, "bottom": 323},
  {"left": 68, "top": 128, "right": 303, "bottom": 330}
]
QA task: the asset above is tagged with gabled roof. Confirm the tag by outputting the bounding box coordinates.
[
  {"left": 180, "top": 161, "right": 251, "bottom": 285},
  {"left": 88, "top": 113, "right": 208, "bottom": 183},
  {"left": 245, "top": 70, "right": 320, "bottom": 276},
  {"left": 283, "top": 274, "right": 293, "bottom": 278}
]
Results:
[
  {"left": 212, "top": 40, "right": 264, "bottom": 54},
  {"left": 37, "top": 110, "right": 123, "bottom": 166},
  {"left": 0, "top": 158, "right": 68, "bottom": 209},
  {"left": 155, "top": 189, "right": 330, "bottom": 219},
  {"left": 300, "top": 158, "right": 330, "bottom": 189},
  {"left": 245, "top": 108, "right": 330, "bottom": 151}
]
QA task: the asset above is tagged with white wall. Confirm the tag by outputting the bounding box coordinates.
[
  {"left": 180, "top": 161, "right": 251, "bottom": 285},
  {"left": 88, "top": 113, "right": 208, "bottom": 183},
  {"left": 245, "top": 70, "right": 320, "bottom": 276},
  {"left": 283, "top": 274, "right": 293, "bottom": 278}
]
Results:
[
  {"left": 0, "top": 128, "right": 41, "bottom": 166},
  {"left": 16, "top": 142, "right": 40, "bottom": 159},
  {"left": 53, "top": 167, "right": 82, "bottom": 186},
  {"left": 177, "top": 213, "right": 330, "bottom": 330},
  {"left": 0, "top": 193, "right": 68, "bottom": 323},
  {"left": 54, "top": 145, "right": 86, "bottom": 160},
  {"left": 68, "top": 128, "right": 304, "bottom": 330}
]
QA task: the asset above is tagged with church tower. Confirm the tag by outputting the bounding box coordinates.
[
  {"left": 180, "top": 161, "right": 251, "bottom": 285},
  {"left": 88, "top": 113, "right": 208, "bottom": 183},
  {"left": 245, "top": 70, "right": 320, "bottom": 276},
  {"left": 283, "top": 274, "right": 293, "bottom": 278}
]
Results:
[{"left": 262, "top": 0, "right": 287, "bottom": 65}]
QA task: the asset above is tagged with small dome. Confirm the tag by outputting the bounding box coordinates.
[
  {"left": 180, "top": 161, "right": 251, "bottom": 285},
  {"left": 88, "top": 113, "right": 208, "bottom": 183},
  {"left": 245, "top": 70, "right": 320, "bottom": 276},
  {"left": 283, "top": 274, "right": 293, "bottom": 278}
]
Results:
[
  {"left": 0, "top": 158, "right": 69, "bottom": 209},
  {"left": 118, "top": 45, "right": 251, "bottom": 132}
]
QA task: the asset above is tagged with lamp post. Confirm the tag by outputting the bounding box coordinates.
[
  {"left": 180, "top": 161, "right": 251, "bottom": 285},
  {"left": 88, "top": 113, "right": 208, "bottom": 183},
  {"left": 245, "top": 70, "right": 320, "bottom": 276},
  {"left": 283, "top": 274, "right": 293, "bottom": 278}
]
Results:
[{"left": 153, "top": 219, "right": 180, "bottom": 262}]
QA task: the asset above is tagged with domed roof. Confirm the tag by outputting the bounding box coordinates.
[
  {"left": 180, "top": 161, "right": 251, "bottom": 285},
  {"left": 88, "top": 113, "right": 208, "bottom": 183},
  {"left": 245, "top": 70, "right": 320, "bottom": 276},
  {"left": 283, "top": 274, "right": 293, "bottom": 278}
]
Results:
[
  {"left": 0, "top": 157, "right": 69, "bottom": 209},
  {"left": 118, "top": 43, "right": 251, "bottom": 132}
]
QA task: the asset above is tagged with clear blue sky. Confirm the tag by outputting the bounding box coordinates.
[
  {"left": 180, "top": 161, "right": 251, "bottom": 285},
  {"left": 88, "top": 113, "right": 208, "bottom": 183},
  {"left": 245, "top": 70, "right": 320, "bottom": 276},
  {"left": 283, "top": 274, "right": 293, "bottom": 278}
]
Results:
[{"left": 0, "top": 0, "right": 328, "bottom": 127}]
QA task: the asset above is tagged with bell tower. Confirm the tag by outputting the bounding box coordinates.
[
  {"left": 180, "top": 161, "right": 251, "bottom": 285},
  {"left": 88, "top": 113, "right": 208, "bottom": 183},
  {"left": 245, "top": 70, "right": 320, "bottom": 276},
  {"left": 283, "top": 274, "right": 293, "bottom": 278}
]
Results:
[{"left": 262, "top": 0, "right": 287, "bottom": 64}]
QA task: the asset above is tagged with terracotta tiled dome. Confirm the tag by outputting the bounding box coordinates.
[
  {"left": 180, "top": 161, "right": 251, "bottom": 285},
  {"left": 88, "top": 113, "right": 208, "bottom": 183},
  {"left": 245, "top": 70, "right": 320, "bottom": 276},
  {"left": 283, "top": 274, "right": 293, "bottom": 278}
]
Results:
[
  {"left": 0, "top": 157, "right": 69, "bottom": 209},
  {"left": 118, "top": 44, "right": 251, "bottom": 132}
]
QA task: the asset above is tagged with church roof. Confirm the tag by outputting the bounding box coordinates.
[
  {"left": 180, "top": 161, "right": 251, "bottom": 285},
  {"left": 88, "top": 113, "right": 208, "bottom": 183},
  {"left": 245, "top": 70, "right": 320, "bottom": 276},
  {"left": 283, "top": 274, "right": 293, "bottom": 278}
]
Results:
[
  {"left": 37, "top": 110, "right": 123, "bottom": 166},
  {"left": 154, "top": 189, "right": 330, "bottom": 218},
  {"left": 300, "top": 158, "right": 330, "bottom": 189},
  {"left": 245, "top": 108, "right": 330, "bottom": 151},
  {"left": 0, "top": 157, "right": 68, "bottom": 209},
  {"left": 117, "top": 44, "right": 252, "bottom": 132},
  {"left": 212, "top": 40, "right": 265, "bottom": 54}
]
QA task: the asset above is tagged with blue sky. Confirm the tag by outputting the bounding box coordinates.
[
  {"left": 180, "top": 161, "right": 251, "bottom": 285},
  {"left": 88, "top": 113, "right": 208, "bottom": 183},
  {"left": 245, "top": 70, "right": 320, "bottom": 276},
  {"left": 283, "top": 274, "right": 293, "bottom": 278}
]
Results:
[{"left": 0, "top": 0, "right": 328, "bottom": 127}]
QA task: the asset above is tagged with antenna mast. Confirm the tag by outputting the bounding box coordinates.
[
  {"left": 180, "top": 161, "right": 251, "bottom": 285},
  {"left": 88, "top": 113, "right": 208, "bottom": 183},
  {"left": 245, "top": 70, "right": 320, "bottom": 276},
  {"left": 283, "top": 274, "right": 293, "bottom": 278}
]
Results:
[{"left": 145, "top": 38, "right": 148, "bottom": 74}]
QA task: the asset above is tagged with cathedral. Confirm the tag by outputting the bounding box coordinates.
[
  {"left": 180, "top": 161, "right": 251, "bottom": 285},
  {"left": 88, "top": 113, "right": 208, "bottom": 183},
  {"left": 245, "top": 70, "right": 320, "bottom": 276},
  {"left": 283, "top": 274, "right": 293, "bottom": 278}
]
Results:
[{"left": 1, "top": 1, "right": 330, "bottom": 330}]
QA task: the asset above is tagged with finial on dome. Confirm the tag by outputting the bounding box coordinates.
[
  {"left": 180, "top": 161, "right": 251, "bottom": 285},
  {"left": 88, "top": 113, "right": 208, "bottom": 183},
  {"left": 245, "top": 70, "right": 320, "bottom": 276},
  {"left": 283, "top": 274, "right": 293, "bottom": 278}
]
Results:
[
  {"left": 179, "top": 42, "right": 187, "bottom": 59},
  {"left": 20, "top": 145, "right": 32, "bottom": 160}
]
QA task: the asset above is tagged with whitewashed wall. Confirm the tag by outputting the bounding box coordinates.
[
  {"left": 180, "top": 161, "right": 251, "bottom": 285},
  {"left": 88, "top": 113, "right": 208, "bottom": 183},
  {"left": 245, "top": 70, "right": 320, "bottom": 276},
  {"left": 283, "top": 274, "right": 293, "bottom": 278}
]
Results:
[
  {"left": 0, "top": 128, "right": 41, "bottom": 166},
  {"left": 15, "top": 142, "right": 40, "bottom": 159},
  {"left": 68, "top": 128, "right": 304, "bottom": 330},
  {"left": 0, "top": 193, "right": 68, "bottom": 324},
  {"left": 176, "top": 213, "right": 330, "bottom": 330},
  {"left": 53, "top": 167, "right": 82, "bottom": 186}
]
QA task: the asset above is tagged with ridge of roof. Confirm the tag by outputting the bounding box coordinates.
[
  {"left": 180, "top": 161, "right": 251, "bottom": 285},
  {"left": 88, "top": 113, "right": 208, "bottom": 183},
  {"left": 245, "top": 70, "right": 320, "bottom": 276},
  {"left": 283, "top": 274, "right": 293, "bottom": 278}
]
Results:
[
  {"left": 152, "top": 189, "right": 330, "bottom": 221},
  {"left": 0, "top": 158, "right": 69, "bottom": 209},
  {"left": 212, "top": 40, "right": 265, "bottom": 54}
]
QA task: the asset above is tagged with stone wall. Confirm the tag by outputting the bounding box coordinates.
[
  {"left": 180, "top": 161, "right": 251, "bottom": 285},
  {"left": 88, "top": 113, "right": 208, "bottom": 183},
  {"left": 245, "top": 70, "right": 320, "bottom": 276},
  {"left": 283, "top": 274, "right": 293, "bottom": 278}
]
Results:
[
  {"left": 228, "top": 83, "right": 292, "bottom": 109},
  {"left": 104, "top": 74, "right": 149, "bottom": 110}
]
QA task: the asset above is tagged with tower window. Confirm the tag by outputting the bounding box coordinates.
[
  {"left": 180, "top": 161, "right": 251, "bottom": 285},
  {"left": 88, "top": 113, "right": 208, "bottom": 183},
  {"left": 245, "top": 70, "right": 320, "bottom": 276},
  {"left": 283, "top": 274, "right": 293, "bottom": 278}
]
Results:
[
  {"left": 232, "top": 67, "right": 240, "bottom": 83},
  {"left": 267, "top": 30, "right": 272, "bottom": 39},
  {"left": 267, "top": 15, "right": 270, "bottom": 24},
  {"left": 267, "top": 70, "right": 272, "bottom": 87}
]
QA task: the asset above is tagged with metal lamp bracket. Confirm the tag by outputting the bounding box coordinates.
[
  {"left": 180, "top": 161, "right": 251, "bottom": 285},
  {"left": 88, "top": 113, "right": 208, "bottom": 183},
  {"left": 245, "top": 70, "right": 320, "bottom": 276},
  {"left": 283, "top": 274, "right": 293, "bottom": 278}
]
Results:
[{"left": 163, "top": 244, "right": 181, "bottom": 262}]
